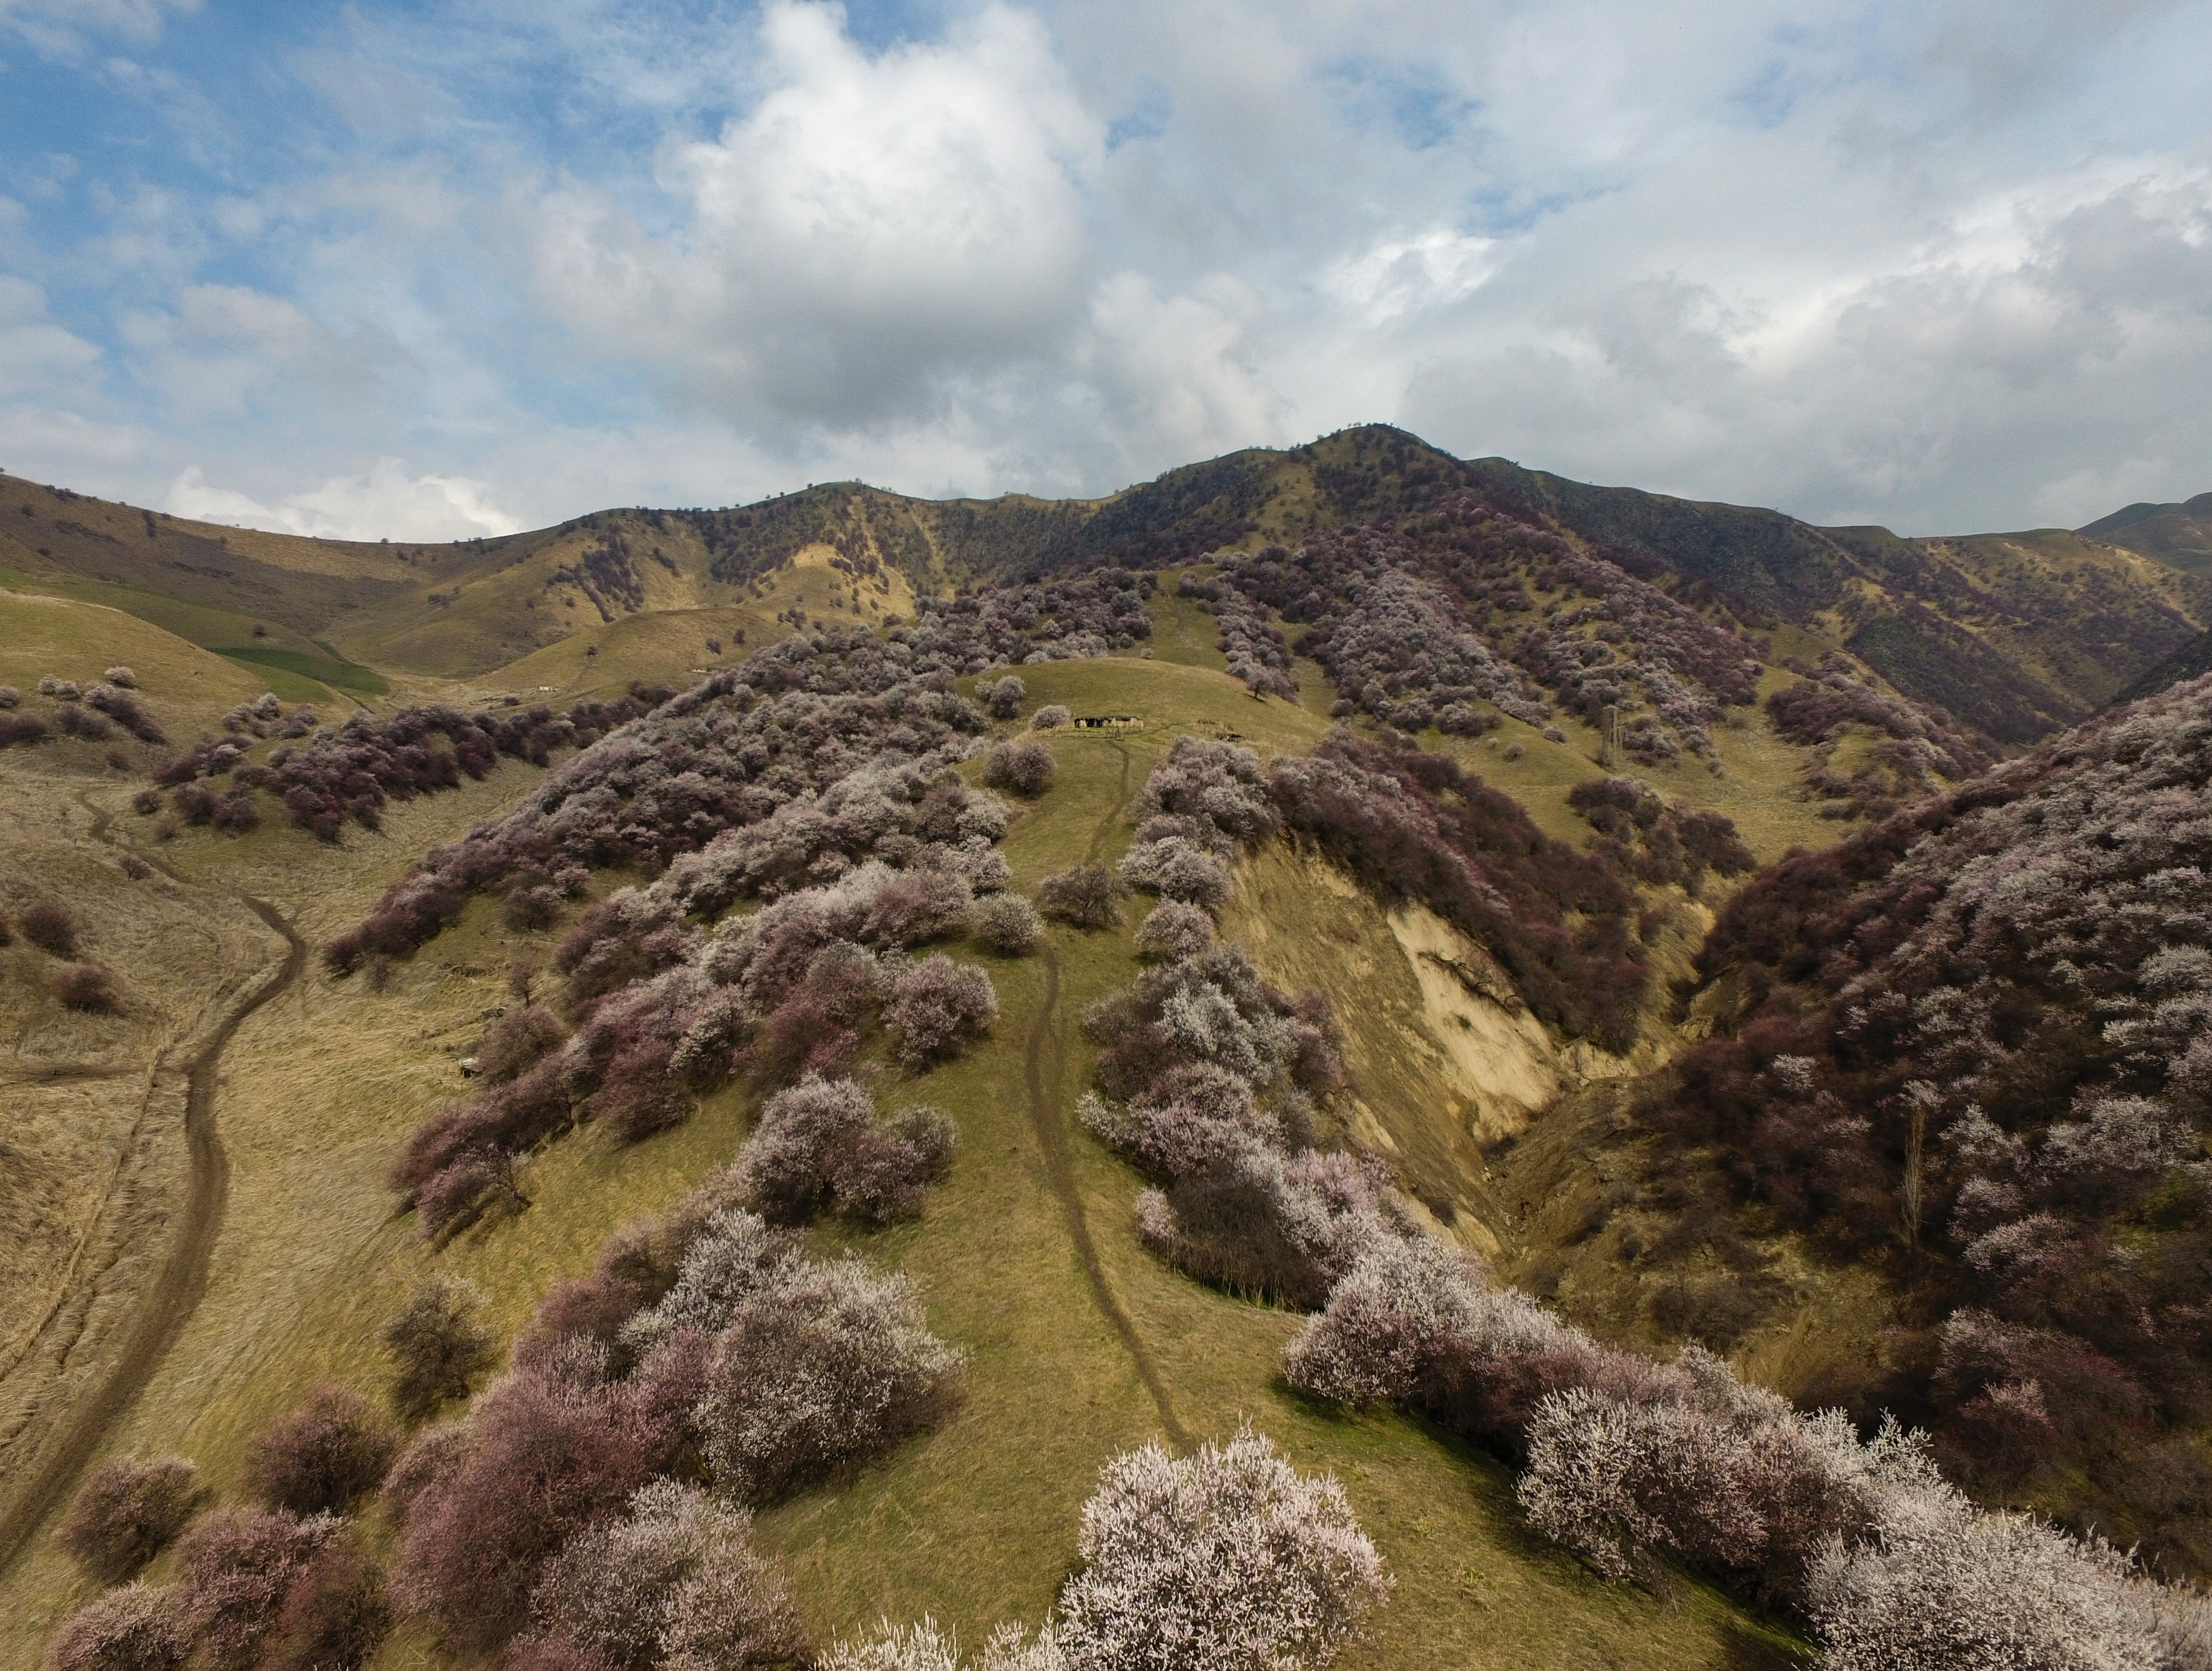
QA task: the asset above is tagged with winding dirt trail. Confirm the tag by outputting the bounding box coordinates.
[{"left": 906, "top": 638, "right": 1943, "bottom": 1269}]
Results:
[
  {"left": 1021, "top": 743, "right": 1189, "bottom": 1446},
  {"left": 0, "top": 803, "right": 307, "bottom": 1581}
]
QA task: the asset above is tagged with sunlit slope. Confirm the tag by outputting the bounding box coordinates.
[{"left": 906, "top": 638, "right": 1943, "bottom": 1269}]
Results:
[
  {"left": 10, "top": 430, "right": 2209, "bottom": 747},
  {"left": 0, "top": 652, "right": 1806, "bottom": 1671},
  {"left": 0, "top": 591, "right": 273, "bottom": 731}
]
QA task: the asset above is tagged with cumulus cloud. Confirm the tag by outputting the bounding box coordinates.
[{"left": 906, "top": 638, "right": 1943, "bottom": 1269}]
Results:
[
  {"left": 165, "top": 459, "right": 522, "bottom": 541},
  {"left": 3, "top": 0, "right": 2210, "bottom": 533},
  {"left": 530, "top": 0, "right": 1102, "bottom": 426}
]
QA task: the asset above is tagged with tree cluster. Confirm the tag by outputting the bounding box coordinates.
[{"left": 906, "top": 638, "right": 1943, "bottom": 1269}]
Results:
[{"left": 1647, "top": 672, "right": 2212, "bottom": 1569}]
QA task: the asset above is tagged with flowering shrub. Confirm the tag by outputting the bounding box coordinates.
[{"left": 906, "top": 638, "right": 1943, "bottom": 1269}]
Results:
[
  {"left": 57, "top": 1457, "right": 203, "bottom": 1583},
  {"left": 258, "top": 1533, "right": 390, "bottom": 1671},
  {"left": 1642, "top": 673, "right": 2212, "bottom": 1560},
  {"left": 43, "top": 1585, "right": 186, "bottom": 1671},
  {"left": 820, "top": 1428, "right": 1385, "bottom": 1671},
  {"left": 1135, "top": 901, "right": 1215, "bottom": 962},
  {"left": 903, "top": 568, "right": 1154, "bottom": 671},
  {"left": 1270, "top": 731, "right": 1645, "bottom": 1049},
  {"left": 172, "top": 1508, "right": 340, "bottom": 1671},
  {"left": 1057, "top": 1429, "right": 1388, "bottom": 1670},
  {"left": 245, "top": 1384, "right": 397, "bottom": 1516},
  {"left": 886, "top": 956, "right": 999, "bottom": 1067},
  {"left": 522, "top": 1481, "right": 805, "bottom": 1671},
  {"left": 1038, "top": 865, "right": 1127, "bottom": 930},
  {"left": 971, "top": 891, "right": 1043, "bottom": 955},
  {"left": 1565, "top": 776, "right": 1755, "bottom": 892},
  {"left": 389, "top": 1353, "right": 667, "bottom": 1655},
  {"left": 472, "top": 1004, "right": 568, "bottom": 1084},
  {"left": 985, "top": 676, "right": 1027, "bottom": 719},
  {"left": 735, "top": 1076, "right": 954, "bottom": 1226},
  {"left": 985, "top": 738, "right": 1056, "bottom": 797},
  {"left": 692, "top": 1253, "right": 964, "bottom": 1501}
]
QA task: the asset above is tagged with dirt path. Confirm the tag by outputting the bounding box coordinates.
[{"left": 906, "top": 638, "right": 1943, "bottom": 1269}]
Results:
[
  {"left": 0, "top": 808, "right": 307, "bottom": 1581},
  {"left": 1020, "top": 741, "right": 1188, "bottom": 1445}
]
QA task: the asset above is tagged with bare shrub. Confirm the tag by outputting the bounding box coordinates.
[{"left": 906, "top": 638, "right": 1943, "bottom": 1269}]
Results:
[
  {"left": 505, "top": 884, "right": 565, "bottom": 931},
  {"left": 1030, "top": 705, "right": 1071, "bottom": 731},
  {"left": 57, "top": 1457, "right": 203, "bottom": 1583},
  {"left": 984, "top": 739, "right": 1055, "bottom": 798},
  {"left": 1057, "top": 1428, "right": 1389, "bottom": 1670},
  {"left": 0, "top": 710, "right": 51, "bottom": 746},
  {"left": 44, "top": 1585, "right": 186, "bottom": 1671},
  {"left": 172, "top": 1508, "right": 338, "bottom": 1671},
  {"left": 381, "top": 1274, "right": 496, "bottom": 1420},
  {"left": 0, "top": 685, "right": 16, "bottom": 709},
  {"left": 695, "top": 1255, "right": 964, "bottom": 1502},
  {"left": 886, "top": 956, "right": 998, "bottom": 1067},
  {"left": 245, "top": 1383, "right": 397, "bottom": 1515},
  {"left": 1135, "top": 902, "right": 1214, "bottom": 962},
  {"left": 57, "top": 965, "right": 121, "bottom": 1013},
  {"left": 105, "top": 667, "right": 137, "bottom": 688},
  {"left": 475, "top": 1005, "right": 568, "bottom": 1085},
  {"left": 22, "top": 902, "right": 80, "bottom": 957},
  {"left": 58, "top": 703, "right": 113, "bottom": 740},
  {"left": 1038, "top": 865, "right": 1127, "bottom": 930},
  {"left": 523, "top": 1480, "right": 806, "bottom": 1671},
  {"left": 971, "top": 891, "right": 1042, "bottom": 956},
  {"left": 984, "top": 676, "right": 1026, "bottom": 720},
  {"left": 258, "top": 1533, "right": 390, "bottom": 1671}
]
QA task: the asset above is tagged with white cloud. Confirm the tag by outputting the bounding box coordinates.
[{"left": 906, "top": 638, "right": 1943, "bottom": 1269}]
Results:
[
  {"left": 164, "top": 459, "right": 522, "bottom": 541},
  {"left": 0, "top": 274, "right": 100, "bottom": 383},
  {"left": 529, "top": 0, "right": 1102, "bottom": 427},
  {"left": 0, "top": 0, "right": 195, "bottom": 54},
  {"left": 11, "top": 0, "right": 2212, "bottom": 534},
  {"left": 121, "top": 283, "right": 402, "bottom": 416}
]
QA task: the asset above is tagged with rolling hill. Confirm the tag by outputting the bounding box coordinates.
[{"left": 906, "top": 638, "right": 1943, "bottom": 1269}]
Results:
[
  {"left": 6, "top": 433, "right": 2212, "bottom": 1671},
  {"left": 2081, "top": 491, "right": 2212, "bottom": 574}
]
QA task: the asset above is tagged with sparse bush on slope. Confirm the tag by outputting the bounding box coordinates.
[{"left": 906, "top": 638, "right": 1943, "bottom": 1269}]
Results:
[
  {"left": 21, "top": 902, "right": 80, "bottom": 957},
  {"left": 382, "top": 1274, "right": 496, "bottom": 1420}
]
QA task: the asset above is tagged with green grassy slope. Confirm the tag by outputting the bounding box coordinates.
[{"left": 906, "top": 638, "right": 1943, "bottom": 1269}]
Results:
[{"left": 0, "top": 650, "right": 1813, "bottom": 1671}]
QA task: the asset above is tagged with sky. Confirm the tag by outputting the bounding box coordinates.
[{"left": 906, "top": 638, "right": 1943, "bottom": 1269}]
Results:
[{"left": 0, "top": 0, "right": 2207, "bottom": 541}]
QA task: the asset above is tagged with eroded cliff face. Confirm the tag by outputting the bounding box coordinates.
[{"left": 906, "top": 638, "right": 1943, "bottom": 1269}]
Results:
[{"left": 1224, "top": 843, "right": 1708, "bottom": 1261}]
